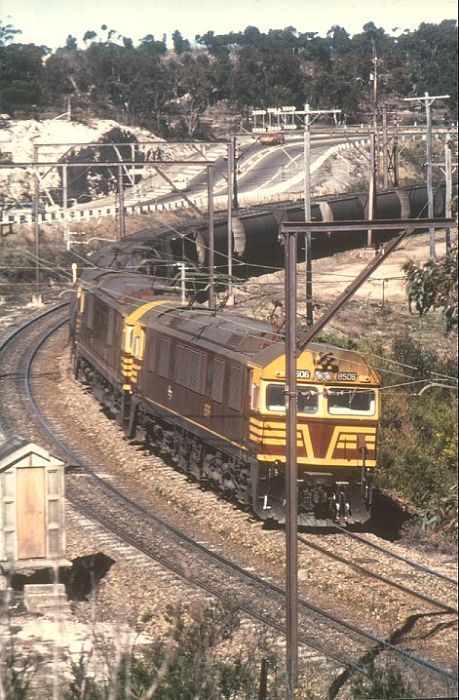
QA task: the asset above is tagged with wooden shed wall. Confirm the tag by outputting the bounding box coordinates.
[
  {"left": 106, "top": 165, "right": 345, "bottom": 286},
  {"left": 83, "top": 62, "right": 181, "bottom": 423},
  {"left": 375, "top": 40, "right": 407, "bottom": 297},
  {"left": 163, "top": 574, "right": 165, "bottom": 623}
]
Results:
[{"left": 0, "top": 451, "right": 66, "bottom": 566}]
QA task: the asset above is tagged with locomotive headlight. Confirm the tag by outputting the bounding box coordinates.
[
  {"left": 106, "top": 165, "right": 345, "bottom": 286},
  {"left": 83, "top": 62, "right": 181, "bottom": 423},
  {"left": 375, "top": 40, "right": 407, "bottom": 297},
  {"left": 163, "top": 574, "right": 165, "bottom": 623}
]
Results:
[{"left": 314, "top": 370, "right": 332, "bottom": 381}]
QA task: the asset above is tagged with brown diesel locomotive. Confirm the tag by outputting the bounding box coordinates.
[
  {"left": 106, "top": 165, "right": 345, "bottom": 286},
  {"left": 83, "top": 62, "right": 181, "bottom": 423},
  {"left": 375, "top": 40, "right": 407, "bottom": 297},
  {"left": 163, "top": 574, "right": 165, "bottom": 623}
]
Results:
[{"left": 70, "top": 269, "right": 381, "bottom": 525}]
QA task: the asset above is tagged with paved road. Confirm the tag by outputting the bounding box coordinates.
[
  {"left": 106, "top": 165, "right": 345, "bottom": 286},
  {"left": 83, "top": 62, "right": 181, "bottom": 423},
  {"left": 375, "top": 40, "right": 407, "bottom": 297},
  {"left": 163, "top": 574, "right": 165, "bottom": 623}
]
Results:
[
  {"left": 147, "top": 133, "right": 363, "bottom": 207},
  {"left": 0, "top": 132, "right": 367, "bottom": 224}
]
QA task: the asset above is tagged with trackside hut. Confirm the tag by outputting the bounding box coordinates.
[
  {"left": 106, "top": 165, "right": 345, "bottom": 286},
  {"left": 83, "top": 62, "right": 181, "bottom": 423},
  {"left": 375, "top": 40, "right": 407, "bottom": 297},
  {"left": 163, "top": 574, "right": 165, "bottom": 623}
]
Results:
[{"left": 0, "top": 437, "right": 68, "bottom": 572}]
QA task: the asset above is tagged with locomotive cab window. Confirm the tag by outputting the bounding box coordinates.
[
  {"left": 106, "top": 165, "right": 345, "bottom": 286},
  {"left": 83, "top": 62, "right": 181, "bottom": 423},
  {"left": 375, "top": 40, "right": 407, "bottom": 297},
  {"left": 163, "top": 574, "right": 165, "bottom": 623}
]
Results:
[
  {"left": 266, "top": 384, "right": 318, "bottom": 414},
  {"left": 86, "top": 294, "right": 94, "bottom": 330},
  {"left": 133, "top": 333, "right": 141, "bottom": 359},
  {"left": 124, "top": 325, "right": 134, "bottom": 353},
  {"left": 266, "top": 384, "right": 285, "bottom": 411},
  {"left": 106, "top": 310, "right": 115, "bottom": 346},
  {"left": 326, "top": 388, "right": 376, "bottom": 415}
]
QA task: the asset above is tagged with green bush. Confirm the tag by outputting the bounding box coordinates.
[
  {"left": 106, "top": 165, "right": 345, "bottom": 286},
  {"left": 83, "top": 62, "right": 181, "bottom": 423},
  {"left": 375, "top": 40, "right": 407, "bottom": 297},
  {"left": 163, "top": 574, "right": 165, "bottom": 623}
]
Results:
[
  {"left": 350, "top": 661, "right": 414, "bottom": 699},
  {"left": 421, "top": 483, "right": 458, "bottom": 542},
  {"left": 403, "top": 244, "right": 458, "bottom": 332},
  {"left": 376, "top": 332, "right": 457, "bottom": 538},
  {"left": 62, "top": 603, "right": 284, "bottom": 700}
]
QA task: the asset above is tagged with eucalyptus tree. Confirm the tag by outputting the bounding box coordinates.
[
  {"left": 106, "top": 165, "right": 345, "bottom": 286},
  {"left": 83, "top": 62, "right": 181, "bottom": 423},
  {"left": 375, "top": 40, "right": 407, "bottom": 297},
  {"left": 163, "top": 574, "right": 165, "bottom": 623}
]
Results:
[
  {"left": 396, "top": 20, "right": 458, "bottom": 108},
  {"left": 172, "top": 29, "right": 191, "bottom": 55},
  {"left": 0, "top": 29, "right": 48, "bottom": 112},
  {"left": 174, "top": 51, "right": 214, "bottom": 137}
]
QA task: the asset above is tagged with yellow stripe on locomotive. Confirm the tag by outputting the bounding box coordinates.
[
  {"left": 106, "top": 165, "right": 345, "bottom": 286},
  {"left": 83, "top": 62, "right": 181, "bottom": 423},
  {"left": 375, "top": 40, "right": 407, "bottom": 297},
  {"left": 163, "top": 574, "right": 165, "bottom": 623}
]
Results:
[
  {"left": 249, "top": 346, "right": 379, "bottom": 470},
  {"left": 122, "top": 299, "right": 180, "bottom": 386}
]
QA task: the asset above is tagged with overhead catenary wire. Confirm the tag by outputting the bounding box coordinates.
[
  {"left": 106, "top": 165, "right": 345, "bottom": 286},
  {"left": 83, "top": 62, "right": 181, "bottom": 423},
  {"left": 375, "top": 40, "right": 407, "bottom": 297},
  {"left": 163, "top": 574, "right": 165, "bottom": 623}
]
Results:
[
  {"left": 62, "top": 274, "right": 456, "bottom": 391},
  {"left": 6, "top": 251, "right": 455, "bottom": 390},
  {"left": 2, "top": 244, "right": 450, "bottom": 353},
  {"left": 5, "top": 212, "right": 457, "bottom": 386}
]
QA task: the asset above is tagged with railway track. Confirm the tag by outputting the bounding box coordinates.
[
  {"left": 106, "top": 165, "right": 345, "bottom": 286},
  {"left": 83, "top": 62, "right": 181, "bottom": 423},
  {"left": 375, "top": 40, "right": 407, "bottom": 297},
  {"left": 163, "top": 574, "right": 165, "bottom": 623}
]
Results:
[
  {"left": 0, "top": 303, "right": 69, "bottom": 439},
  {"left": 0, "top": 306, "right": 457, "bottom": 697},
  {"left": 64, "top": 472, "right": 458, "bottom": 694},
  {"left": 298, "top": 530, "right": 457, "bottom": 616}
]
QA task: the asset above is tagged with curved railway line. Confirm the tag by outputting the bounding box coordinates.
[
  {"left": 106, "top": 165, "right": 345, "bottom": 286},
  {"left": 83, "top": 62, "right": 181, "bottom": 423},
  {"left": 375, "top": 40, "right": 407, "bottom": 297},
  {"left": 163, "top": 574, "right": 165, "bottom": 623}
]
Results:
[
  {"left": 0, "top": 304, "right": 457, "bottom": 697},
  {"left": 298, "top": 533, "right": 457, "bottom": 615}
]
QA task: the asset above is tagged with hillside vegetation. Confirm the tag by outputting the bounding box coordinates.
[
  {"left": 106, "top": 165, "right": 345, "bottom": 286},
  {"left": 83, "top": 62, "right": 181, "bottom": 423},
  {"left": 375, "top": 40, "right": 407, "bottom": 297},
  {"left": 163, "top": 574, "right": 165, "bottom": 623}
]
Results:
[{"left": 0, "top": 20, "right": 457, "bottom": 137}]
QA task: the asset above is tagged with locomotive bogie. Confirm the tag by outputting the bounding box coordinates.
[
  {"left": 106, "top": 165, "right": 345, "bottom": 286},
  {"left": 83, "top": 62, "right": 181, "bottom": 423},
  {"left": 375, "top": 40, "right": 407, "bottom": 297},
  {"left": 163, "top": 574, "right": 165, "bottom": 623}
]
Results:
[
  {"left": 129, "top": 399, "right": 254, "bottom": 505},
  {"left": 251, "top": 464, "right": 373, "bottom": 525}
]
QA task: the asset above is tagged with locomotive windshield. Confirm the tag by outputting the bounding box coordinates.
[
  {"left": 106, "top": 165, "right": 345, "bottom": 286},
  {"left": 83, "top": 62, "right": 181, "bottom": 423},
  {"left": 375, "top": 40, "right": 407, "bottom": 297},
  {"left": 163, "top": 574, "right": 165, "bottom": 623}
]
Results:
[
  {"left": 266, "top": 384, "right": 318, "bottom": 414},
  {"left": 326, "top": 388, "right": 376, "bottom": 415}
]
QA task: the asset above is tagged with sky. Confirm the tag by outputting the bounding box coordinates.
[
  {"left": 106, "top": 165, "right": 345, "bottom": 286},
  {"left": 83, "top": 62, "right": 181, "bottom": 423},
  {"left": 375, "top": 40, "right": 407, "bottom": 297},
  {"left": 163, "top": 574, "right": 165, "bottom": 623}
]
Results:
[{"left": 1, "top": 0, "right": 457, "bottom": 50}]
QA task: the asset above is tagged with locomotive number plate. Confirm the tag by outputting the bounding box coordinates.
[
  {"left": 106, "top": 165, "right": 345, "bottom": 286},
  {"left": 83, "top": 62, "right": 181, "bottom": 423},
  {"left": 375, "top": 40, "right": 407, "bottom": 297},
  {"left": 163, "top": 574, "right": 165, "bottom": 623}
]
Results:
[{"left": 336, "top": 372, "right": 357, "bottom": 381}]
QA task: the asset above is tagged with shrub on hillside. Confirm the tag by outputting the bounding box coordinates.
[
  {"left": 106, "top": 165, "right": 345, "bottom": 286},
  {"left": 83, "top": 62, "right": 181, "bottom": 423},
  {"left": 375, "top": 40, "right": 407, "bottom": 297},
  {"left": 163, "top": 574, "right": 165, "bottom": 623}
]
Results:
[
  {"left": 376, "top": 332, "right": 457, "bottom": 539},
  {"left": 63, "top": 603, "right": 286, "bottom": 700},
  {"left": 403, "top": 244, "right": 458, "bottom": 332},
  {"left": 350, "top": 660, "right": 414, "bottom": 699}
]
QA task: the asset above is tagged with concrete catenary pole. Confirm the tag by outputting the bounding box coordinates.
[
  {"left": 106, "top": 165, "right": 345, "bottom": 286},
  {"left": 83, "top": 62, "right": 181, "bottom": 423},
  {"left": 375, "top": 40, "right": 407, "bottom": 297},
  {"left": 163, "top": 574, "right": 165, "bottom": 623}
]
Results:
[
  {"left": 367, "top": 133, "right": 376, "bottom": 248},
  {"left": 33, "top": 143, "right": 40, "bottom": 299},
  {"left": 444, "top": 136, "right": 454, "bottom": 253},
  {"left": 302, "top": 104, "right": 341, "bottom": 324},
  {"left": 303, "top": 104, "right": 313, "bottom": 326},
  {"left": 117, "top": 164, "right": 126, "bottom": 240}
]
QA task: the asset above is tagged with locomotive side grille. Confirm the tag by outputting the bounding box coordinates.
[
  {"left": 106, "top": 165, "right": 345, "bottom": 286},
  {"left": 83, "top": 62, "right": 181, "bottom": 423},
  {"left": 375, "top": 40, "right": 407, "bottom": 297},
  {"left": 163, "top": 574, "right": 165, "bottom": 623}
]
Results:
[
  {"left": 210, "top": 359, "right": 225, "bottom": 403},
  {"left": 157, "top": 337, "right": 171, "bottom": 378},
  {"left": 174, "top": 345, "right": 207, "bottom": 395},
  {"left": 228, "top": 364, "right": 242, "bottom": 411}
]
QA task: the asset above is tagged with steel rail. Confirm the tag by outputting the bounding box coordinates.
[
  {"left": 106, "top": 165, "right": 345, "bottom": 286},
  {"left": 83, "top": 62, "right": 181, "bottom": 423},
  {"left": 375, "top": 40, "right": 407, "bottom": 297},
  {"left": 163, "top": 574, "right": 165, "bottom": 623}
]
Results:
[
  {"left": 0, "top": 302, "right": 69, "bottom": 354},
  {"left": 333, "top": 524, "right": 458, "bottom": 586},
  {"left": 13, "top": 319, "right": 456, "bottom": 687},
  {"left": 298, "top": 535, "right": 457, "bottom": 615},
  {"left": 23, "top": 325, "right": 457, "bottom": 685},
  {"left": 0, "top": 303, "right": 69, "bottom": 438}
]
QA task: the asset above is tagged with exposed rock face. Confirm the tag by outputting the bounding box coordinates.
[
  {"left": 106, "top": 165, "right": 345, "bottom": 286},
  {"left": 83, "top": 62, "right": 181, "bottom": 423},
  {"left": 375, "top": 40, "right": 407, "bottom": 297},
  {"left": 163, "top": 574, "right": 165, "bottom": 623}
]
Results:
[{"left": 0, "top": 118, "right": 160, "bottom": 208}]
